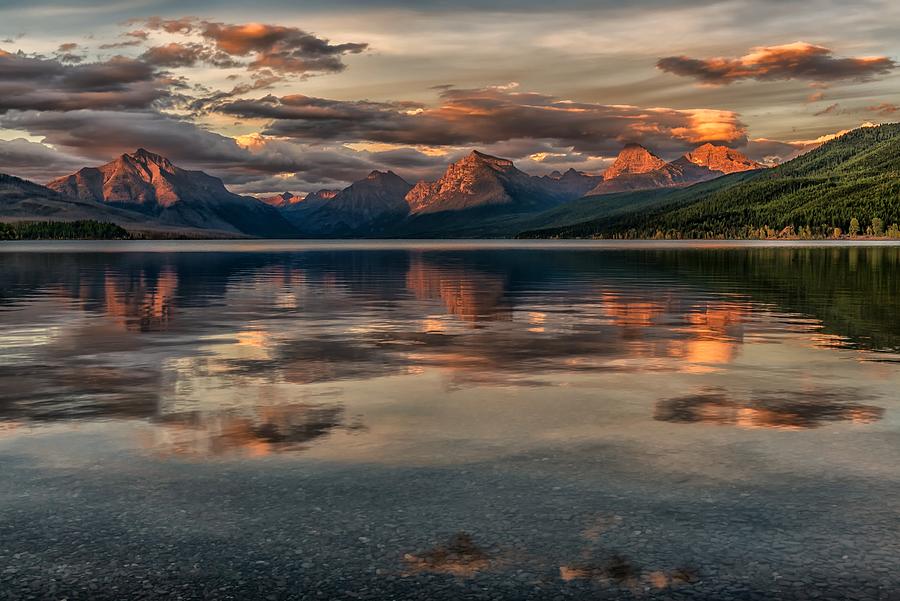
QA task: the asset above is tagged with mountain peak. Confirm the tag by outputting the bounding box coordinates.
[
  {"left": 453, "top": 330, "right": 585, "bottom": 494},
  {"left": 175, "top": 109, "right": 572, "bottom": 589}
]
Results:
[
  {"left": 684, "top": 144, "right": 764, "bottom": 174},
  {"left": 261, "top": 191, "right": 301, "bottom": 207},
  {"left": 366, "top": 169, "right": 407, "bottom": 181},
  {"left": 307, "top": 189, "right": 340, "bottom": 201},
  {"left": 46, "top": 151, "right": 297, "bottom": 237},
  {"left": 120, "top": 148, "right": 177, "bottom": 174},
  {"left": 604, "top": 144, "right": 667, "bottom": 180},
  {"left": 127, "top": 148, "right": 170, "bottom": 164},
  {"left": 459, "top": 150, "right": 516, "bottom": 172}
]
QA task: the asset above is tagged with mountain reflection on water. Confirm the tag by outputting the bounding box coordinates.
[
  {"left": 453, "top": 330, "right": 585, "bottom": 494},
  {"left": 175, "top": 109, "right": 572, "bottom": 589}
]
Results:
[{"left": 0, "top": 244, "right": 897, "bottom": 457}]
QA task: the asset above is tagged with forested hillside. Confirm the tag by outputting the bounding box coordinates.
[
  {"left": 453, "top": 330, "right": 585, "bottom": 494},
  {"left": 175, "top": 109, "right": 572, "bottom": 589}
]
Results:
[{"left": 519, "top": 124, "right": 900, "bottom": 239}]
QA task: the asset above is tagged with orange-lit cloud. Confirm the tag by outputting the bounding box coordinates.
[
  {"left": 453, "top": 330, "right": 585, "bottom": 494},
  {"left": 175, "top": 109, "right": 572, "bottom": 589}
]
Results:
[
  {"left": 867, "top": 102, "right": 899, "bottom": 115},
  {"left": 658, "top": 42, "right": 896, "bottom": 85},
  {"left": 217, "top": 86, "right": 748, "bottom": 155},
  {"left": 140, "top": 18, "right": 368, "bottom": 75}
]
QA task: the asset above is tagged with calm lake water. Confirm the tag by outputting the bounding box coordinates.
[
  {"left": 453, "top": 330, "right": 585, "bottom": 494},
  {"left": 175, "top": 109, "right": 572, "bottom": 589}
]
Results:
[{"left": 1, "top": 241, "right": 898, "bottom": 600}]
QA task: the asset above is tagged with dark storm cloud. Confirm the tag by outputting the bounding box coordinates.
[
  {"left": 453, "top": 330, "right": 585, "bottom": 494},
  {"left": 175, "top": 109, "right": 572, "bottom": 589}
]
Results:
[
  {"left": 54, "top": 44, "right": 85, "bottom": 64},
  {"left": 0, "top": 110, "right": 251, "bottom": 165},
  {"left": 140, "top": 18, "right": 368, "bottom": 75},
  {"left": 214, "top": 93, "right": 419, "bottom": 120},
  {"left": 0, "top": 138, "right": 90, "bottom": 181},
  {"left": 140, "top": 43, "right": 207, "bottom": 68},
  {"left": 137, "top": 42, "right": 242, "bottom": 70},
  {"left": 0, "top": 109, "right": 444, "bottom": 192},
  {"left": 658, "top": 42, "right": 897, "bottom": 84},
  {"left": 188, "top": 71, "right": 285, "bottom": 112},
  {"left": 0, "top": 50, "right": 170, "bottom": 112},
  {"left": 216, "top": 86, "right": 748, "bottom": 156}
]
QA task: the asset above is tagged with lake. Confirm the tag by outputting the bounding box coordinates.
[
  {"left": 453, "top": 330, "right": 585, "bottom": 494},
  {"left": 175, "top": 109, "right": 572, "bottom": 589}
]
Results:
[{"left": 1, "top": 240, "right": 898, "bottom": 600}]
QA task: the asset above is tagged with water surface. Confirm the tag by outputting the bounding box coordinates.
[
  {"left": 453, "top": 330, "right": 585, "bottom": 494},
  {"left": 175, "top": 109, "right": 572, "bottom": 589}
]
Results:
[{"left": 1, "top": 241, "right": 898, "bottom": 600}]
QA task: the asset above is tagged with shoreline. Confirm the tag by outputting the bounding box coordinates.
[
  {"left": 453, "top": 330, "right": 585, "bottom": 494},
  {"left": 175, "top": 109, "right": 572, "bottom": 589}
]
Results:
[{"left": 3, "top": 238, "right": 900, "bottom": 253}]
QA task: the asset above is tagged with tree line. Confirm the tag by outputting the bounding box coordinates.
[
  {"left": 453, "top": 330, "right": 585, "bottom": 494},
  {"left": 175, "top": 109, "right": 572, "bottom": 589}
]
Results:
[{"left": 0, "top": 220, "right": 131, "bottom": 240}]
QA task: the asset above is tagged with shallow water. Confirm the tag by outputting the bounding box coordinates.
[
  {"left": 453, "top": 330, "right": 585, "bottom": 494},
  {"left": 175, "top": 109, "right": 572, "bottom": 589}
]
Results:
[{"left": 1, "top": 241, "right": 898, "bottom": 600}]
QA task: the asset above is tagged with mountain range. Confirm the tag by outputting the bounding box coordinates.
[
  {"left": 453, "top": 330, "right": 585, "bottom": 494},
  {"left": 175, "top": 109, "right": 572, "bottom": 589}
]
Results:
[
  {"left": 3, "top": 127, "right": 894, "bottom": 240},
  {"left": 45, "top": 149, "right": 296, "bottom": 238},
  {"left": 519, "top": 123, "right": 900, "bottom": 239},
  {"left": 583, "top": 143, "right": 763, "bottom": 196}
]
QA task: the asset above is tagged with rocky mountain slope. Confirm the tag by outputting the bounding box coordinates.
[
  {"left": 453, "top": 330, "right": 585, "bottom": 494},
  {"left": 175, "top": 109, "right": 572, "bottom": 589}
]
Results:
[
  {"left": 684, "top": 143, "right": 764, "bottom": 173},
  {"left": 48, "top": 149, "right": 297, "bottom": 238},
  {"left": 602, "top": 143, "right": 668, "bottom": 180},
  {"left": 0, "top": 173, "right": 159, "bottom": 226},
  {"left": 405, "top": 150, "right": 573, "bottom": 216},
  {"left": 287, "top": 171, "right": 411, "bottom": 236},
  {"left": 539, "top": 168, "right": 603, "bottom": 199},
  {"left": 584, "top": 143, "right": 762, "bottom": 196},
  {"left": 261, "top": 192, "right": 303, "bottom": 208}
]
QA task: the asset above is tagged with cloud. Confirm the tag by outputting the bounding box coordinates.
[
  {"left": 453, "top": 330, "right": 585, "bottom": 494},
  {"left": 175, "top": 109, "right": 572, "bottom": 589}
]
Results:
[
  {"left": 0, "top": 50, "right": 170, "bottom": 112},
  {"left": 140, "top": 18, "right": 368, "bottom": 75},
  {"left": 99, "top": 30, "right": 150, "bottom": 49},
  {"left": 743, "top": 138, "right": 809, "bottom": 166},
  {"left": 140, "top": 43, "right": 208, "bottom": 68},
  {"left": 744, "top": 122, "right": 881, "bottom": 165},
  {"left": 0, "top": 138, "right": 90, "bottom": 180},
  {"left": 806, "top": 91, "right": 826, "bottom": 103},
  {"left": 141, "top": 16, "right": 197, "bottom": 34},
  {"left": 1, "top": 109, "right": 251, "bottom": 166},
  {"left": 216, "top": 86, "right": 748, "bottom": 156},
  {"left": 813, "top": 102, "right": 839, "bottom": 116},
  {"left": 654, "top": 388, "right": 883, "bottom": 429},
  {"left": 0, "top": 108, "right": 445, "bottom": 193},
  {"left": 188, "top": 71, "right": 284, "bottom": 112},
  {"left": 657, "top": 42, "right": 896, "bottom": 84},
  {"left": 866, "top": 102, "right": 899, "bottom": 115}
]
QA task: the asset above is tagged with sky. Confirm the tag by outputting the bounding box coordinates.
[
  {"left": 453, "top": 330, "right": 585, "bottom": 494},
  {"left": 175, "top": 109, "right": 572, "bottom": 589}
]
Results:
[{"left": 0, "top": 0, "right": 897, "bottom": 195}]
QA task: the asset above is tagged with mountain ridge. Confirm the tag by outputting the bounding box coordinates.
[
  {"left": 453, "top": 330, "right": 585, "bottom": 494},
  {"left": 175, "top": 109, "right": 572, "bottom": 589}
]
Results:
[
  {"left": 0, "top": 137, "right": 834, "bottom": 239},
  {"left": 404, "top": 150, "right": 587, "bottom": 219},
  {"left": 584, "top": 143, "right": 762, "bottom": 196},
  {"left": 285, "top": 171, "right": 411, "bottom": 237},
  {"left": 518, "top": 123, "right": 900, "bottom": 239},
  {"left": 47, "top": 149, "right": 297, "bottom": 238}
]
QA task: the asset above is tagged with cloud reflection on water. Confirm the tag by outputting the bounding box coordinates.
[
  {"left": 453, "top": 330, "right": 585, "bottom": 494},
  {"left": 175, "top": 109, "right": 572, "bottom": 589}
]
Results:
[
  {"left": 654, "top": 388, "right": 884, "bottom": 429},
  {"left": 0, "top": 247, "right": 894, "bottom": 456}
]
